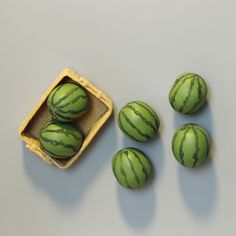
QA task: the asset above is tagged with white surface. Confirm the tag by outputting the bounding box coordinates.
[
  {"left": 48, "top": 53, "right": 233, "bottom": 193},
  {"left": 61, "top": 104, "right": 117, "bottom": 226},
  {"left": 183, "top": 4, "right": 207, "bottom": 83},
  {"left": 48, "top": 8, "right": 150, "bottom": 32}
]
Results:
[{"left": 0, "top": 0, "right": 235, "bottom": 235}]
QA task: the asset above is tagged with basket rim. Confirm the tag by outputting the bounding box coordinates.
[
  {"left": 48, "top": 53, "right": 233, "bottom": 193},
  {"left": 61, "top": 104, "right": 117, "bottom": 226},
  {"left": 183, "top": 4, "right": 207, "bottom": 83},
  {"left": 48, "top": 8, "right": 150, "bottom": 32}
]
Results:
[{"left": 19, "top": 68, "right": 113, "bottom": 169}]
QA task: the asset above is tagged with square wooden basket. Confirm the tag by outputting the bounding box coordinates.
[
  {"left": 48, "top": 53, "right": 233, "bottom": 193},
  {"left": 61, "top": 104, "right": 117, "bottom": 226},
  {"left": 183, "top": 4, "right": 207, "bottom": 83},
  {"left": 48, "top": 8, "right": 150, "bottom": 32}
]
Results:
[{"left": 19, "top": 68, "right": 113, "bottom": 169}]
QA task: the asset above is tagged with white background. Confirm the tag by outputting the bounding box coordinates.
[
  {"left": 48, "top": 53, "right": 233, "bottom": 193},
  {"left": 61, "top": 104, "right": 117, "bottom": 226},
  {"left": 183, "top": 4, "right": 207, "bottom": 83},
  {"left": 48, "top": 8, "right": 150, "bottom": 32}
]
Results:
[{"left": 0, "top": 0, "right": 235, "bottom": 235}]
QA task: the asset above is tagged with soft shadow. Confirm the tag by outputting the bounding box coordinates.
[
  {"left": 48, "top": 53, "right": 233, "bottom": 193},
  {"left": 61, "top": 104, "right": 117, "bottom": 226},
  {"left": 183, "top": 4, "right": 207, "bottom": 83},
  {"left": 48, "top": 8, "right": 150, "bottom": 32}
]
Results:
[
  {"left": 175, "top": 89, "right": 218, "bottom": 217},
  {"left": 174, "top": 101, "right": 213, "bottom": 132},
  {"left": 116, "top": 184, "right": 156, "bottom": 230},
  {"left": 23, "top": 115, "right": 117, "bottom": 208},
  {"left": 178, "top": 157, "right": 217, "bottom": 217}
]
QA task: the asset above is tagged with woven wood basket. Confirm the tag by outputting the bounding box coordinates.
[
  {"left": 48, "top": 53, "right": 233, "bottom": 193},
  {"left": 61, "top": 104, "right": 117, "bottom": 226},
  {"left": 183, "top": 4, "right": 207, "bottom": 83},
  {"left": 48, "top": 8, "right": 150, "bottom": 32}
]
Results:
[{"left": 19, "top": 68, "right": 113, "bottom": 169}]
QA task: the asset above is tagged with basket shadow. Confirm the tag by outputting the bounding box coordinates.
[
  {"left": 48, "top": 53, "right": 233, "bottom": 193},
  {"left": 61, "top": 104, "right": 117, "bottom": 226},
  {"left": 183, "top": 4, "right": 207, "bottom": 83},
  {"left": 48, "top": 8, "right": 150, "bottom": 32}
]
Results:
[
  {"left": 174, "top": 92, "right": 218, "bottom": 217},
  {"left": 23, "top": 115, "right": 117, "bottom": 207}
]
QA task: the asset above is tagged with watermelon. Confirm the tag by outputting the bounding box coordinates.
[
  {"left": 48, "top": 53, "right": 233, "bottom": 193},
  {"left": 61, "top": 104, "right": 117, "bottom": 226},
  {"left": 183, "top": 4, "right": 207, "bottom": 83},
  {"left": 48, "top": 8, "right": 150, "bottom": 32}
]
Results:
[
  {"left": 39, "top": 120, "right": 83, "bottom": 158},
  {"left": 47, "top": 83, "right": 89, "bottom": 122},
  {"left": 172, "top": 123, "right": 210, "bottom": 168},
  {"left": 169, "top": 72, "right": 207, "bottom": 114},
  {"left": 118, "top": 101, "right": 160, "bottom": 142},
  {"left": 112, "top": 148, "right": 152, "bottom": 189}
]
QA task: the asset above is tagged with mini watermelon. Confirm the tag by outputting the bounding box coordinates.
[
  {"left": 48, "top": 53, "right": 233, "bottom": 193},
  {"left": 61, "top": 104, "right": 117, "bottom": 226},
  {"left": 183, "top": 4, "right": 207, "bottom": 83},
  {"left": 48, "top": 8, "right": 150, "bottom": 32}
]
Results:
[
  {"left": 112, "top": 148, "right": 152, "bottom": 189},
  {"left": 39, "top": 120, "right": 83, "bottom": 158},
  {"left": 169, "top": 73, "right": 207, "bottom": 114},
  {"left": 172, "top": 123, "right": 210, "bottom": 168},
  {"left": 118, "top": 101, "right": 160, "bottom": 142},
  {"left": 47, "top": 83, "right": 89, "bottom": 122}
]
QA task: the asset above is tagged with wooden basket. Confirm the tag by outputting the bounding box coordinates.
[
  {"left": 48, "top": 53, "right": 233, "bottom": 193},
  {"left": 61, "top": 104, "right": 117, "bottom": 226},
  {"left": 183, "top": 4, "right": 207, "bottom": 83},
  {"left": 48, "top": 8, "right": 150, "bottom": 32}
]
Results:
[{"left": 19, "top": 68, "right": 113, "bottom": 169}]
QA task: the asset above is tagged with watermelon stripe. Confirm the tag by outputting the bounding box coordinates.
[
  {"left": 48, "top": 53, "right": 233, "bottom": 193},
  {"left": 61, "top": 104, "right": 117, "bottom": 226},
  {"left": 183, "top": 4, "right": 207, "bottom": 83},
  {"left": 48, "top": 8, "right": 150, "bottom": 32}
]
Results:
[
  {"left": 172, "top": 126, "right": 186, "bottom": 152},
  {"left": 40, "top": 122, "right": 54, "bottom": 132},
  {"left": 125, "top": 151, "right": 140, "bottom": 185},
  {"left": 50, "top": 85, "right": 64, "bottom": 106},
  {"left": 42, "top": 129, "right": 82, "bottom": 141},
  {"left": 126, "top": 105, "right": 157, "bottom": 132},
  {"left": 169, "top": 73, "right": 191, "bottom": 94},
  {"left": 187, "top": 76, "right": 203, "bottom": 113},
  {"left": 194, "top": 127, "right": 210, "bottom": 156},
  {"left": 178, "top": 126, "right": 190, "bottom": 166},
  {"left": 40, "top": 146, "right": 74, "bottom": 158},
  {"left": 130, "top": 150, "right": 149, "bottom": 183},
  {"left": 118, "top": 116, "right": 140, "bottom": 141},
  {"left": 134, "top": 101, "right": 159, "bottom": 128},
  {"left": 179, "top": 78, "right": 195, "bottom": 113},
  {"left": 120, "top": 111, "right": 151, "bottom": 140},
  {"left": 192, "top": 126, "right": 200, "bottom": 167},
  {"left": 56, "top": 105, "right": 87, "bottom": 115},
  {"left": 40, "top": 135, "right": 78, "bottom": 152},
  {"left": 170, "top": 75, "right": 193, "bottom": 105},
  {"left": 52, "top": 109, "right": 77, "bottom": 121},
  {"left": 53, "top": 87, "right": 80, "bottom": 106},
  {"left": 120, "top": 155, "right": 132, "bottom": 189},
  {"left": 56, "top": 94, "right": 87, "bottom": 109},
  {"left": 112, "top": 153, "right": 118, "bottom": 173}
]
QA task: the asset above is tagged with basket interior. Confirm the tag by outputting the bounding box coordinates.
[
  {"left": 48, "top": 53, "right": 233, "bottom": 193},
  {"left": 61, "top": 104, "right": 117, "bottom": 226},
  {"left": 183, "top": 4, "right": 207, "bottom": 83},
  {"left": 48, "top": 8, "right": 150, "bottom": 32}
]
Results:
[{"left": 22, "top": 76, "right": 109, "bottom": 167}]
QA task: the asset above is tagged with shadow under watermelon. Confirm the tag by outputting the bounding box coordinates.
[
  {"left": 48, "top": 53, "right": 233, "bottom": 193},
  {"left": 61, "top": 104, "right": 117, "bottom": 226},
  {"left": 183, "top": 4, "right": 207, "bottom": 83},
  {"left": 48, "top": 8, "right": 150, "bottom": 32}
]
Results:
[
  {"left": 115, "top": 123, "right": 164, "bottom": 229},
  {"left": 116, "top": 184, "right": 156, "bottom": 230},
  {"left": 23, "top": 114, "right": 118, "bottom": 208},
  {"left": 174, "top": 93, "right": 218, "bottom": 218},
  {"left": 177, "top": 157, "right": 217, "bottom": 218}
]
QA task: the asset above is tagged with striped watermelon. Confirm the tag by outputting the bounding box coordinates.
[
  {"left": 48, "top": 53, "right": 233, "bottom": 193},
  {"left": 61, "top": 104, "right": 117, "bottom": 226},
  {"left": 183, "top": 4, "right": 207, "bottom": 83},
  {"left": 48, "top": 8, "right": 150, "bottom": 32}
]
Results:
[
  {"left": 169, "top": 73, "right": 207, "bottom": 114},
  {"left": 172, "top": 123, "right": 210, "bottom": 168},
  {"left": 118, "top": 101, "right": 160, "bottom": 142},
  {"left": 112, "top": 148, "right": 152, "bottom": 189},
  {"left": 47, "top": 83, "right": 89, "bottom": 122},
  {"left": 39, "top": 120, "right": 83, "bottom": 158}
]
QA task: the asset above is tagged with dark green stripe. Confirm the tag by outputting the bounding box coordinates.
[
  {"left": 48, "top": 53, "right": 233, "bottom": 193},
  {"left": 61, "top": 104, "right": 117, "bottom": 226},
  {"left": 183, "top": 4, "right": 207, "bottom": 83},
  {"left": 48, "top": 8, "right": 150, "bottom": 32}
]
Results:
[
  {"left": 172, "top": 126, "right": 186, "bottom": 152},
  {"left": 130, "top": 150, "right": 149, "bottom": 183},
  {"left": 41, "top": 146, "right": 74, "bottom": 158},
  {"left": 125, "top": 151, "right": 140, "bottom": 185},
  {"left": 50, "top": 85, "right": 64, "bottom": 106},
  {"left": 179, "top": 78, "right": 195, "bottom": 113},
  {"left": 53, "top": 110, "right": 77, "bottom": 121},
  {"left": 192, "top": 126, "right": 200, "bottom": 167},
  {"left": 170, "top": 75, "right": 193, "bottom": 106},
  {"left": 40, "top": 122, "right": 54, "bottom": 133},
  {"left": 40, "top": 135, "right": 78, "bottom": 152},
  {"left": 112, "top": 152, "right": 119, "bottom": 173},
  {"left": 120, "top": 111, "right": 151, "bottom": 140},
  {"left": 126, "top": 105, "right": 157, "bottom": 132},
  {"left": 134, "top": 102, "right": 159, "bottom": 129},
  {"left": 118, "top": 114, "right": 140, "bottom": 141},
  {"left": 187, "top": 76, "right": 203, "bottom": 113},
  {"left": 56, "top": 105, "right": 87, "bottom": 115},
  {"left": 56, "top": 94, "right": 87, "bottom": 109},
  {"left": 195, "top": 127, "right": 210, "bottom": 156},
  {"left": 120, "top": 154, "right": 132, "bottom": 189},
  {"left": 42, "top": 129, "right": 82, "bottom": 141},
  {"left": 170, "top": 73, "right": 190, "bottom": 94},
  {"left": 54, "top": 87, "right": 80, "bottom": 106},
  {"left": 178, "top": 126, "right": 190, "bottom": 166}
]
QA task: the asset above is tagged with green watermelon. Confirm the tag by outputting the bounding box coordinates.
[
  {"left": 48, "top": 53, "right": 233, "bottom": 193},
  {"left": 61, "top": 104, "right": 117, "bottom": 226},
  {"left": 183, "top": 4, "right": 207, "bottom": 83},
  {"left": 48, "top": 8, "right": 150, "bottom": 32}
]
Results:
[
  {"left": 112, "top": 148, "right": 152, "bottom": 189},
  {"left": 169, "top": 73, "right": 207, "bottom": 114},
  {"left": 47, "top": 83, "right": 89, "bottom": 122},
  {"left": 118, "top": 101, "right": 160, "bottom": 142},
  {"left": 172, "top": 123, "right": 210, "bottom": 168},
  {"left": 39, "top": 120, "right": 83, "bottom": 158}
]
